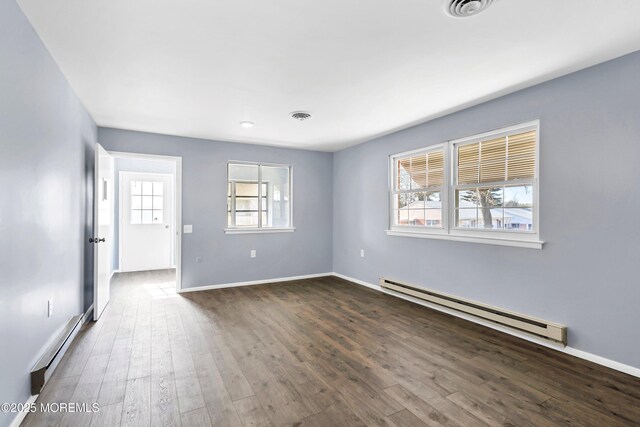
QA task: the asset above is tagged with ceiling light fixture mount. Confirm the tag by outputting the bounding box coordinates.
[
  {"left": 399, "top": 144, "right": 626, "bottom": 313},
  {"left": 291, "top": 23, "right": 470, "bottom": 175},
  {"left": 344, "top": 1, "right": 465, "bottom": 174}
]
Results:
[
  {"left": 445, "top": 0, "right": 493, "bottom": 18},
  {"left": 239, "top": 121, "right": 254, "bottom": 128},
  {"left": 291, "top": 111, "right": 312, "bottom": 121}
]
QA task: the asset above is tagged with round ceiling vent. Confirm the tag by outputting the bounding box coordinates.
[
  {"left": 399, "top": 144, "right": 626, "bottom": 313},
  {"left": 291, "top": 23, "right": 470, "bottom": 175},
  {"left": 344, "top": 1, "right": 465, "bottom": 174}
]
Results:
[
  {"left": 291, "top": 111, "right": 311, "bottom": 121},
  {"left": 445, "top": 0, "right": 494, "bottom": 18}
]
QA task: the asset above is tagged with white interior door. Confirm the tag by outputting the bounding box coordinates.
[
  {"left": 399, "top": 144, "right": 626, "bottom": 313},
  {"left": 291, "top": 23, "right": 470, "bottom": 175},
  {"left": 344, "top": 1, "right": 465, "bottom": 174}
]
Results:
[
  {"left": 94, "top": 144, "right": 114, "bottom": 321},
  {"left": 120, "top": 172, "right": 173, "bottom": 272}
]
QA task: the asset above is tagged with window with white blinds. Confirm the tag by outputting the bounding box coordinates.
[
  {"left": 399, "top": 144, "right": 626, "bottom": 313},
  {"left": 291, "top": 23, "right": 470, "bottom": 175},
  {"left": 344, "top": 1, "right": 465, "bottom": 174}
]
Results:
[
  {"left": 393, "top": 147, "right": 445, "bottom": 228},
  {"left": 389, "top": 121, "right": 540, "bottom": 247}
]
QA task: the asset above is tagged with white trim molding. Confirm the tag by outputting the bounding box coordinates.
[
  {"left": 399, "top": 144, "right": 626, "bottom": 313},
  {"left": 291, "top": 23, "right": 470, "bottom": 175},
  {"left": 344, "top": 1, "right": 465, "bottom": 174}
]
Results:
[
  {"left": 9, "top": 394, "right": 38, "bottom": 427},
  {"left": 108, "top": 150, "right": 183, "bottom": 292},
  {"left": 386, "top": 229, "right": 544, "bottom": 249},
  {"left": 82, "top": 304, "right": 95, "bottom": 324},
  {"left": 331, "top": 272, "right": 640, "bottom": 379},
  {"left": 224, "top": 227, "right": 296, "bottom": 235},
  {"left": 177, "top": 272, "right": 332, "bottom": 293}
]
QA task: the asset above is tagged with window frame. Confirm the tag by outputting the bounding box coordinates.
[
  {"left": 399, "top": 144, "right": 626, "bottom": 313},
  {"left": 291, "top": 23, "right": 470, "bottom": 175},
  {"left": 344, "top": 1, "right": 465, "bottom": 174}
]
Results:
[
  {"left": 389, "top": 143, "right": 448, "bottom": 236},
  {"left": 224, "top": 161, "right": 294, "bottom": 234},
  {"left": 387, "top": 120, "right": 542, "bottom": 249}
]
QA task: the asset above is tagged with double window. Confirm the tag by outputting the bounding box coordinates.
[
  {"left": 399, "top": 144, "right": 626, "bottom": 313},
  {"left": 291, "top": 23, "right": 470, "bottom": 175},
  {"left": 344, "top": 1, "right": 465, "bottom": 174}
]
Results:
[
  {"left": 226, "top": 162, "right": 292, "bottom": 232},
  {"left": 389, "top": 121, "right": 540, "bottom": 248}
]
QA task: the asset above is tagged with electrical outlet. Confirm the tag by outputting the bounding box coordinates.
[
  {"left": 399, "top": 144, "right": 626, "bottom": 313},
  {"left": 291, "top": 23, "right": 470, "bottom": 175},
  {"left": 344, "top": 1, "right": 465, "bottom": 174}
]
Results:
[
  {"left": 183, "top": 225, "right": 193, "bottom": 233},
  {"left": 251, "top": 250, "right": 256, "bottom": 258},
  {"left": 48, "top": 300, "right": 53, "bottom": 317},
  {"left": 360, "top": 249, "right": 365, "bottom": 258}
]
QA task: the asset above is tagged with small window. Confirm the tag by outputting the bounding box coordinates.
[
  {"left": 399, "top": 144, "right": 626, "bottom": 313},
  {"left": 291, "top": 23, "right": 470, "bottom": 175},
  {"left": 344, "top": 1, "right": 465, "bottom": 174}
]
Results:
[
  {"left": 389, "top": 121, "right": 540, "bottom": 247},
  {"left": 391, "top": 147, "right": 444, "bottom": 229},
  {"left": 131, "top": 180, "right": 163, "bottom": 224},
  {"left": 227, "top": 163, "right": 292, "bottom": 230}
]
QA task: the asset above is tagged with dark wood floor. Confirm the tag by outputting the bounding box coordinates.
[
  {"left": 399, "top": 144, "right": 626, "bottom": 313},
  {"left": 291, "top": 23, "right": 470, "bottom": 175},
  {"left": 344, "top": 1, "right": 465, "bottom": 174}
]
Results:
[{"left": 22, "top": 271, "right": 640, "bottom": 426}]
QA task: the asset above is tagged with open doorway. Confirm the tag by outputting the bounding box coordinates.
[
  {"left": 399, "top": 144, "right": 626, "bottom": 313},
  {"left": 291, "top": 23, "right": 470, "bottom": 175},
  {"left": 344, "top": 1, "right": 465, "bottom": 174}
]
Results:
[{"left": 109, "top": 151, "right": 182, "bottom": 292}]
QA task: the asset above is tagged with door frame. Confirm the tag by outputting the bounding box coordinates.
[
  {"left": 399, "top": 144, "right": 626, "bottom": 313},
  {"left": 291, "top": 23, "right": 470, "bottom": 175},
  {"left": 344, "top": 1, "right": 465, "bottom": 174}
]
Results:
[
  {"left": 119, "top": 171, "right": 175, "bottom": 273},
  {"left": 109, "top": 151, "right": 183, "bottom": 292}
]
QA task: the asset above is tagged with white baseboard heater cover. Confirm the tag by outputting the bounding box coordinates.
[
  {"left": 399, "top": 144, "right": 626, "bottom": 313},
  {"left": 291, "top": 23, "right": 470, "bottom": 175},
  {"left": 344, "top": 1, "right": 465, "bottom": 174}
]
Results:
[
  {"left": 380, "top": 278, "right": 567, "bottom": 345},
  {"left": 31, "top": 315, "right": 83, "bottom": 395}
]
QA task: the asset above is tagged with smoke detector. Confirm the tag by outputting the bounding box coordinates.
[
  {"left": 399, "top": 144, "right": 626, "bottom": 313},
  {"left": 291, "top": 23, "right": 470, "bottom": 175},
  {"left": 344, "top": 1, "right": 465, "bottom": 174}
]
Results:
[
  {"left": 445, "top": 0, "right": 494, "bottom": 18},
  {"left": 291, "top": 111, "right": 311, "bottom": 121}
]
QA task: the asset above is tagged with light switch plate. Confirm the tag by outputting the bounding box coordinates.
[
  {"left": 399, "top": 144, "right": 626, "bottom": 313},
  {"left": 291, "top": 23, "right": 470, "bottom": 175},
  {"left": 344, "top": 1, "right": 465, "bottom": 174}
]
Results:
[{"left": 183, "top": 225, "right": 193, "bottom": 233}]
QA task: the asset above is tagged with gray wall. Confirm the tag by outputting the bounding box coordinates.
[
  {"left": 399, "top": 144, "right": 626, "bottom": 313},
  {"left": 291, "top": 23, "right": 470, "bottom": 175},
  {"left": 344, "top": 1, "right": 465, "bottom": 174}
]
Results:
[
  {"left": 0, "top": 1, "right": 97, "bottom": 426},
  {"left": 98, "top": 128, "right": 333, "bottom": 288},
  {"left": 333, "top": 51, "right": 640, "bottom": 369},
  {"left": 112, "top": 157, "right": 177, "bottom": 272}
]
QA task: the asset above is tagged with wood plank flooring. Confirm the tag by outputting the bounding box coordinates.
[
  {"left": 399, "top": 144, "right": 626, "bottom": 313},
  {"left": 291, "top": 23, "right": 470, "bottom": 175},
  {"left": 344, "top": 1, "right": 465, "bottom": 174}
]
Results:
[{"left": 22, "top": 270, "right": 640, "bottom": 426}]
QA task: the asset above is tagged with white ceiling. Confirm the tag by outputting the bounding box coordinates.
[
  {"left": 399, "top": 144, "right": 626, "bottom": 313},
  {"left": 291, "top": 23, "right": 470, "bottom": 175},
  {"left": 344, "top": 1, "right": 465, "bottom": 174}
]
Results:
[{"left": 17, "top": 0, "right": 640, "bottom": 151}]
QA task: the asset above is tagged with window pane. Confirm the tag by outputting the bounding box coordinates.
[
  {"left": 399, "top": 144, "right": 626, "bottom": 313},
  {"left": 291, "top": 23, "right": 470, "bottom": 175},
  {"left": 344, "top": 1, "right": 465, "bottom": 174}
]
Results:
[
  {"left": 504, "top": 208, "right": 533, "bottom": 231},
  {"left": 235, "top": 182, "right": 259, "bottom": 197},
  {"left": 425, "top": 209, "right": 442, "bottom": 227},
  {"left": 153, "top": 181, "right": 164, "bottom": 196},
  {"left": 142, "top": 181, "right": 153, "bottom": 196},
  {"left": 142, "top": 210, "right": 153, "bottom": 224},
  {"left": 236, "top": 198, "right": 258, "bottom": 211},
  {"left": 480, "top": 160, "right": 506, "bottom": 183},
  {"left": 152, "top": 210, "right": 163, "bottom": 224},
  {"left": 456, "top": 189, "right": 479, "bottom": 208},
  {"left": 456, "top": 208, "right": 478, "bottom": 228},
  {"left": 236, "top": 212, "right": 258, "bottom": 227},
  {"left": 131, "top": 210, "right": 142, "bottom": 224},
  {"left": 481, "top": 137, "right": 506, "bottom": 162},
  {"left": 131, "top": 181, "right": 142, "bottom": 195},
  {"left": 261, "top": 165, "right": 290, "bottom": 227},
  {"left": 142, "top": 195, "right": 152, "bottom": 209},
  {"left": 457, "top": 165, "right": 479, "bottom": 185},
  {"left": 508, "top": 130, "right": 536, "bottom": 157},
  {"left": 397, "top": 159, "right": 411, "bottom": 190},
  {"left": 395, "top": 209, "right": 409, "bottom": 225},
  {"left": 504, "top": 185, "right": 533, "bottom": 207},
  {"left": 507, "top": 155, "right": 535, "bottom": 180},
  {"left": 409, "top": 154, "right": 427, "bottom": 190},
  {"left": 426, "top": 191, "right": 441, "bottom": 203},
  {"left": 477, "top": 208, "right": 504, "bottom": 229},
  {"left": 131, "top": 195, "right": 142, "bottom": 210},
  {"left": 458, "top": 143, "right": 479, "bottom": 184},
  {"left": 408, "top": 209, "right": 425, "bottom": 225},
  {"left": 456, "top": 188, "right": 502, "bottom": 208},
  {"left": 428, "top": 168, "right": 444, "bottom": 187},
  {"left": 152, "top": 196, "right": 163, "bottom": 209},
  {"left": 228, "top": 163, "right": 258, "bottom": 181}
]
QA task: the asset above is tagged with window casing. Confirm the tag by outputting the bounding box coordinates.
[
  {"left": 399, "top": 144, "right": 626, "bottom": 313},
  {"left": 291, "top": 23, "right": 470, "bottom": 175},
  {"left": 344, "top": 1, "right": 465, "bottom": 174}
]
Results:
[
  {"left": 388, "top": 121, "right": 541, "bottom": 248},
  {"left": 226, "top": 162, "right": 292, "bottom": 231}
]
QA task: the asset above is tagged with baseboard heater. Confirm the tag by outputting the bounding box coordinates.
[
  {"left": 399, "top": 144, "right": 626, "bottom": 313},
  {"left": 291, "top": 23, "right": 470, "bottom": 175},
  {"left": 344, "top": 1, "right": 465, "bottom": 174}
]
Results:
[
  {"left": 380, "top": 278, "right": 567, "bottom": 344},
  {"left": 31, "top": 315, "right": 83, "bottom": 395}
]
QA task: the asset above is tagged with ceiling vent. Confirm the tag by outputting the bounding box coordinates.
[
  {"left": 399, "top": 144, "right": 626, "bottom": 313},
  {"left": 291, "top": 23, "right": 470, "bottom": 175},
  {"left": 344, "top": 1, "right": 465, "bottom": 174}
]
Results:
[
  {"left": 445, "top": 0, "right": 494, "bottom": 18},
  {"left": 291, "top": 111, "right": 311, "bottom": 121}
]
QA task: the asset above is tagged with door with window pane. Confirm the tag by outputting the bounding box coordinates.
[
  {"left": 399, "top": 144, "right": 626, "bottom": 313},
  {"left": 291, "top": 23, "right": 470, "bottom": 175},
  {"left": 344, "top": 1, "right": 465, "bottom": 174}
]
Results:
[{"left": 120, "top": 172, "right": 174, "bottom": 272}]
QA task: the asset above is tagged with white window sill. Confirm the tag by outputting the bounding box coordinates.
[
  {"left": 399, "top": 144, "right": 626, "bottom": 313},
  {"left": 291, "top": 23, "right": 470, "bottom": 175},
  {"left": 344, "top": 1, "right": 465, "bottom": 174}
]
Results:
[
  {"left": 224, "top": 227, "right": 296, "bottom": 235},
  {"left": 385, "top": 229, "right": 544, "bottom": 249}
]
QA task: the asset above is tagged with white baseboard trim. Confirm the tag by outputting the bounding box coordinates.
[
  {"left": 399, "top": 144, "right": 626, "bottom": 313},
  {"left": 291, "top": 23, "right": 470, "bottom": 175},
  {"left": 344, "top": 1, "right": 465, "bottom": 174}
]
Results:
[
  {"left": 177, "top": 272, "right": 333, "bottom": 293},
  {"left": 9, "top": 394, "right": 37, "bottom": 427},
  {"left": 331, "top": 272, "right": 640, "bottom": 379},
  {"left": 10, "top": 305, "right": 94, "bottom": 427},
  {"left": 82, "top": 304, "right": 94, "bottom": 324}
]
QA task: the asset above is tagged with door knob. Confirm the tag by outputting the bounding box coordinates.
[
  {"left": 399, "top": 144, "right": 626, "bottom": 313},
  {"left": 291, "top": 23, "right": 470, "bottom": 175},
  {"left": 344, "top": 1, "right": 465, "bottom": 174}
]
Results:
[{"left": 89, "top": 237, "right": 106, "bottom": 243}]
